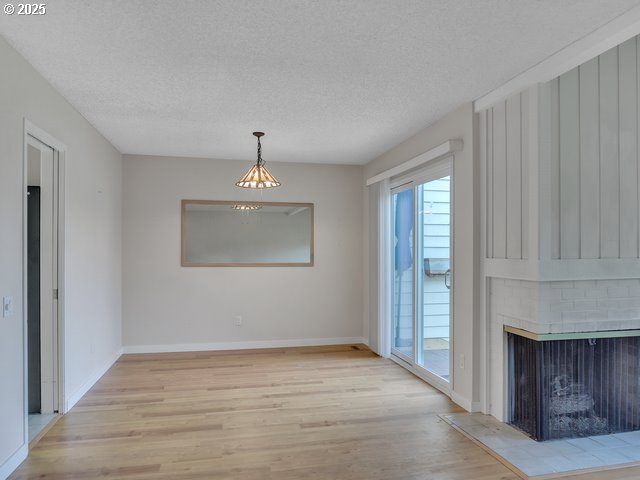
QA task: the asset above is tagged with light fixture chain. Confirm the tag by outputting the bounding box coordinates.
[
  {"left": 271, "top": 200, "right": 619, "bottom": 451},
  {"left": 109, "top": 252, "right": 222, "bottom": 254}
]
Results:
[{"left": 257, "top": 136, "right": 263, "bottom": 166}]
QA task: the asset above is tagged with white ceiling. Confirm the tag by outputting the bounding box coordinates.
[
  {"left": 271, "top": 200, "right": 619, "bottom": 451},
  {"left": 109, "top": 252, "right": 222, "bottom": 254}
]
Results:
[{"left": 2, "top": 1, "right": 639, "bottom": 165}]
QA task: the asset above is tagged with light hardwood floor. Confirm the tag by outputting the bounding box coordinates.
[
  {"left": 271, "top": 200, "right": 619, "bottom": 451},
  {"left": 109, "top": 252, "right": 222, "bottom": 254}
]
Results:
[{"left": 9, "top": 345, "right": 640, "bottom": 479}]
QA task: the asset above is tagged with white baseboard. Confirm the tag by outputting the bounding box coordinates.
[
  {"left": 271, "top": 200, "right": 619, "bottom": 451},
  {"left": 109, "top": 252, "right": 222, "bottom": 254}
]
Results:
[
  {"left": 64, "top": 347, "right": 123, "bottom": 412},
  {"left": 0, "top": 444, "right": 27, "bottom": 480},
  {"left": 123, "top": 337, "right": 367, "bottom": 354},
  {"left": 451, "top": 391, "right": 481, "bottom": 413}
]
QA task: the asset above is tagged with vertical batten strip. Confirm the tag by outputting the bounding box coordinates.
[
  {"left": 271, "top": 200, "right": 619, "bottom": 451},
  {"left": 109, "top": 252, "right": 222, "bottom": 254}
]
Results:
[
  {"left": 637, "top": 36, "right": 640, "bottom": 259},
  {"left": 506, "top": 94, "right": 522, "bottom": 259},
  {"left": 493, "top": 101, "right": 507, "bottom": 259},
  {"left": 487, "top": 108, "right": 494, "bottom": 259},
  {"left": 522, "top": 90, "right": 530, "bottom": 260},
  {"left": 550, "top": 78, "right": 561, "bottom": 260},
  {"left": 637, "top": 36, "right": 640, "bottom": 260},
  {"left": 619, "top": 38, "right": 639, "bottom": 258}
]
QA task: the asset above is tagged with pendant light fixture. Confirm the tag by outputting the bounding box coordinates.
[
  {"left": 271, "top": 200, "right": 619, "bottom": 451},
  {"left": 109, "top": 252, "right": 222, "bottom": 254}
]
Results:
[{"left": 235, "top": 132, "right": 281, "bottom": 189}]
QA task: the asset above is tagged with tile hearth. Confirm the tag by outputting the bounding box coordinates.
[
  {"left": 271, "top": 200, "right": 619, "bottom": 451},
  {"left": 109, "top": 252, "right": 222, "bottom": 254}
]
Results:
[{"left": 441, "top": 413, "right": 640, "bottom": 478}]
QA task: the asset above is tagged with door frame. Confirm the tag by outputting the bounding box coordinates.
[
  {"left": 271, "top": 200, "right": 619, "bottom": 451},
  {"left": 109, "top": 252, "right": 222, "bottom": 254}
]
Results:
[
  {"left": 22, "top": 119, "right": 67, "bottom": 446},
  {"left": 388, "top": 156, "right": 454, "bottom": 397}
]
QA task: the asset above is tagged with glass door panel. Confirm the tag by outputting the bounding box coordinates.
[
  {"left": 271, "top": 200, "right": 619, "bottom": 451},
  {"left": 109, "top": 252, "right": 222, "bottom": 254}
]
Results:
[
  {"left": 391, "top": 188, "right": 414, "bottom": 361},
  {"left": 416, "top": 176, "right": 451, "bottom": 381}
]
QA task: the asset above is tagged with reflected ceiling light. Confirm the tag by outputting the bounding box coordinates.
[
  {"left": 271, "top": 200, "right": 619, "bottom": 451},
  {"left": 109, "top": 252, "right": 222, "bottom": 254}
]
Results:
[
  {"left": 231, "top": 204, "right": 262, "bottom": 211},
  {"left": 235, "top": 132, "right": 281, "bottom": 189}
]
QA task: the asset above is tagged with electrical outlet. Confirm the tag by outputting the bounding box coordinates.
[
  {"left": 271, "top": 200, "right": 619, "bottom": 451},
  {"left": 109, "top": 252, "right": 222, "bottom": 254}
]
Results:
[
  {"left": 458, "top": 354, "right": 465, "bottom": 370},
  {"left": 234, "top": 315, "right": 243, "bottom": 326},
  {"left": 3, "top": 296, "right": 14, "bottom": 318}
]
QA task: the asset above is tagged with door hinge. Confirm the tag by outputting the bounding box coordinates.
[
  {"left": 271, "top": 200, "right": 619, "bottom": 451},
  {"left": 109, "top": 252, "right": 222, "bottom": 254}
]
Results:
[{"left": 53, "top": 289, "right": 58, "bottom": 300}]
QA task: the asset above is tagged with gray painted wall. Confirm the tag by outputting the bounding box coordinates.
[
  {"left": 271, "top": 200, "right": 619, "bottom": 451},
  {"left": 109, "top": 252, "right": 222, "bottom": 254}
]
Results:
[
  {"left": 0, "top": 37, "right": 122, "bottom": 474},
  {"left": 122, "top": 155, "right": 364, "bottom": 348}
]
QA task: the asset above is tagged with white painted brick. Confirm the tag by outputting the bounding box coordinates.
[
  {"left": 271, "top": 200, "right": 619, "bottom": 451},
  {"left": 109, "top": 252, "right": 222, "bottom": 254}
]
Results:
[
  {"left": 504, "top": 297, "right": 520, "bottom": 311},
  {"left": 609, "top": 309, "right": 640, "bottom": 320},
  {"left": 562, "top": 288, "right": 586, "bottom": 299},
  {"left": 520, "top": 298, "right": 537, "bottom": 310},
  {"left": 508, "top": 285, "right": 523, "bottom": 296},
  {"left": 597, "top": 298, "right": 622, "bottom": 309},
  {"left": 575, "top": 280, "right": 597, "bottom": 288},
  {"left": 502, "top": 316, "right": 521, "bottom": 329},
  {"left": 562, "top": 311, "right": 587, "bottom": 322},
  {"left": 549, "top": 281, "right": 574, "bottom": 289},
  {"left": 597, "top": 279, "right": 623, "bottom": 287},
  {"left": 572, "top": 299, "right": 598, "bottom": 311},
  {"left": 598, "top": 320, "right": 622, "bottom": 330},
  {"left": 540, "top": 288, "right": 562, "bottom": 300},
  {"left": 584, "top": 287, "right": 609, "bottom": 299},
  {"left": 582, "top": 311, "right": 607, "bottom": 321},
  {"left": 628, "top": 286, "right": 640, "bottom": 297},
  {"left": 607, "top": 286, "right": 629, "bottom": 298},
  {"left": 550, "top": 323, "right": 570, "bottom": 333},
  {"left": 539, "top": 311, "right": 562, "bottom": 323},
  {"left": 549, "top": 300, "right": 574, "bottom": 312},
  {"left": 574, "top": 321, "right": 599, "bottom": 332},
  {"left": 617, "top": 298, "right": 640, "bottom": 309},
  {"left": 535, "top": 323, "right": 552, "bottom": 333}
]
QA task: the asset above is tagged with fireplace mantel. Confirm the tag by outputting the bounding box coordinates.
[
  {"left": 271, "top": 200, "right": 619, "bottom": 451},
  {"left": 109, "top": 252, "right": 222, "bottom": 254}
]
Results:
[{"left": 505, "top": 325, "right": 640, "bottom": 341}]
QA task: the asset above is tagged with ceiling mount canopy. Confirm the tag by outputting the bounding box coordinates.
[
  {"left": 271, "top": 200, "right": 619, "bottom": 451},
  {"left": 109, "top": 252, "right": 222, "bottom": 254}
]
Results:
[{"left": 235, "top": 132, "right": 281, "bottom": 189}]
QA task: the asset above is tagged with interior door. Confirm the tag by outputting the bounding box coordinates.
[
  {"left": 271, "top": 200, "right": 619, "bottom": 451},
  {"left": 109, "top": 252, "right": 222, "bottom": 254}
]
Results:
[{"left": 27, "top": 135, "right": 58, "bottom": 414}]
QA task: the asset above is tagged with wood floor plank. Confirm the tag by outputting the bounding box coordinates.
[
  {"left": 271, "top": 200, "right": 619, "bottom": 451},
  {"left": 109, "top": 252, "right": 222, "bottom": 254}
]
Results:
[{"left": 9, "top": 345, "right": 523, "bottom": 479}]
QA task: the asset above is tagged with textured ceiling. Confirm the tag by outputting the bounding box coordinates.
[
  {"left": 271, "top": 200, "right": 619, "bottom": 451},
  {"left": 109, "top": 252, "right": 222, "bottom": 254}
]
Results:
[{"left": 1, "top": 1, "right": 639, "bottom": 165}]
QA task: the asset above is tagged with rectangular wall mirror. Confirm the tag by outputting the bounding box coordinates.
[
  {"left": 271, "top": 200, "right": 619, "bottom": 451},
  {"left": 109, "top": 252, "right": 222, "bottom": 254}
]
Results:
[{"left": 181, "top": 200, "right": 314, "bottom": 266}]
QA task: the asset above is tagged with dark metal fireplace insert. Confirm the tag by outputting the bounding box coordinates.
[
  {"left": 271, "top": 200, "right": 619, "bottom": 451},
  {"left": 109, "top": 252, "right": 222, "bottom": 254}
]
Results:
[{"left": 507, "top": 328, "right": 640, "bottom": 441}]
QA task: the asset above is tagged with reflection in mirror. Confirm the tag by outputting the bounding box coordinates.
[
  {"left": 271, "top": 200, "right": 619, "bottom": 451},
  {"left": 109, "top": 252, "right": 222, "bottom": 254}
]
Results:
[{"left": 181, "top": 200, "right": 314, "bottom": 266}]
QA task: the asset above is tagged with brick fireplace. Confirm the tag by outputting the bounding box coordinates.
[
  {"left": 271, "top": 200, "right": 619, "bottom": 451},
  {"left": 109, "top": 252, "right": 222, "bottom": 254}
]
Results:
[{"left": 489, "top": 278, "right": 640, "bottom": 440}]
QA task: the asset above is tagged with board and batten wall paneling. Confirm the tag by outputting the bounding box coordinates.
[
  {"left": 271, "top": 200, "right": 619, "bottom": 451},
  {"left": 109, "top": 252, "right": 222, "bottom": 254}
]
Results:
[
  {"left": 481, "top": 91, "right": 529, "bottom": 260},
  {"left": 483, "top": 36, "right": 640, "bottom": 261}
]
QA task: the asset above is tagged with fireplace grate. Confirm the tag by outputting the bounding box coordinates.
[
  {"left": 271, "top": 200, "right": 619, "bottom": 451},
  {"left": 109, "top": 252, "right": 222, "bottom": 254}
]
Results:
[{"left": 507, "top": 333, "right": 640, "bottom": 441}]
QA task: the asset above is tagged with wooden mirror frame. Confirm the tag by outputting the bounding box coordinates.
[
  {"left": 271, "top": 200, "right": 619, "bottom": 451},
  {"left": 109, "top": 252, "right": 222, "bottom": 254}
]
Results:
[{"left": 181, "top": 200, "right": 314, "bottom": 267}]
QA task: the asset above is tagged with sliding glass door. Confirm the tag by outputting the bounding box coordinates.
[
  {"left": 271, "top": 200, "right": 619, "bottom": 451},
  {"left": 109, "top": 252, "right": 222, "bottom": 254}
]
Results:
[
  {"left": 416, "top": 176, "right": 451, "bottom": 380},
  {"left": 391, "top": 186, "right": 414, "bottom": 362},
  {"left": 390, "top": 161, "right": 452, "bottom": 388}
]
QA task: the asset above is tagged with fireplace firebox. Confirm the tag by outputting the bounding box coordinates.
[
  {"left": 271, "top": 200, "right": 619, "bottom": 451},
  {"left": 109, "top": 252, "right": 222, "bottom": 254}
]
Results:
[{"left": 507, "top": 330, "right": 640, "bottom": 441}]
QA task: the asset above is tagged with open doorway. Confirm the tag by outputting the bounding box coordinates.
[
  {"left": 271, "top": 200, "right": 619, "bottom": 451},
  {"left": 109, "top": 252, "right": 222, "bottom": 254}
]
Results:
[{"left": 24, "top": 126, "right": 64, "bottom": 444}]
